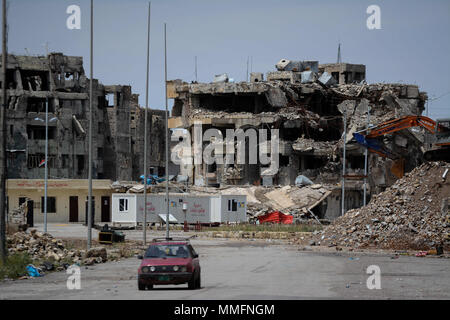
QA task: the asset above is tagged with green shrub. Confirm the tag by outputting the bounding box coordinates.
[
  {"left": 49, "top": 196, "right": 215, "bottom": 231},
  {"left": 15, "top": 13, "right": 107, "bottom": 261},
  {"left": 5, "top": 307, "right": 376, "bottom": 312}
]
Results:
[{"left": 0, "top": 253, "right": 33, "bottom": 280}]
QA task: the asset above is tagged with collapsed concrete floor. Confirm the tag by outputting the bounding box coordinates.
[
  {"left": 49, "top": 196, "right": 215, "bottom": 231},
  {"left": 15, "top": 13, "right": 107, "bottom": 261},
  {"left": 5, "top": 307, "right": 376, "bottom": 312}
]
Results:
[{"left": 167, "top": 60, "right": 429, "bottom": 220}]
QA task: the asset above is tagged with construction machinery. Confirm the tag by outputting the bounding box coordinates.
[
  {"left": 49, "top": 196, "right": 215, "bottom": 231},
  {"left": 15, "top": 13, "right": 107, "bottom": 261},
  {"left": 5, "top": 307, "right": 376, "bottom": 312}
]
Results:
[{"left": 353, "top": 116, "right": 450, "bottom": 177}]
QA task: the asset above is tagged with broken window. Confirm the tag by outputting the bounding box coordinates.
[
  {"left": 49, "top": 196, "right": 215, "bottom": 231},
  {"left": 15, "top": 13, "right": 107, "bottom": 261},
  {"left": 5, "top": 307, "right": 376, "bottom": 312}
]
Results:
[
  {"left": 198, "top": 93, "right": 272, "bottom": 113},
  {"left": 27, "top": 97, "right": 54, "bottom": 113},
  {"left": 64, "top": 72, "right": 74, "bottom": 81},
  {"left": 77, "top": 155, "right": 85, "bottom": 175},
  {"left": 303, "top": 155, "right": 327, "bottom": 170},
  {"left": 6, "top": 151, "right": 16, "bottom": 167},
  {"left": 347, "top": 155, "right": 365, "bottom": 169},
  {"left": 331, "top": 72, "right": 339, "bottom": 83},
  {"left": 21, "top": 70, "right": 49, "bottom": 91},
  {"left": 106, "top": 93, "right": 115, "bottom": 107},
  {"left": 0, "top": 69, "right": 17, "bottom": 89},
  {"left": 280, "top": 155, "right": 290, "bottom": 166},
  {"left": 62, "top": 154, "right": 70, "bottom": 168},
  {"left": 98, "top": 96, "right": 106, "bottom": 108},
  {"left": 27, "top": 125, "right": 56, "bottom": 140},
  {"left": 354, "top": 72, "right": 365, "bottom": 82},
  {"left": 7, "top": 96, "right": 17, "bottom": 110}
]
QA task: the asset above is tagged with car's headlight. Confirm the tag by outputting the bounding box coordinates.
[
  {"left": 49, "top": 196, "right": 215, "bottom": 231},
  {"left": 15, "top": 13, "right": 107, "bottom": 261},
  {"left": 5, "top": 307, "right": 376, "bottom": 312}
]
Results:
[
  {"left": 142, "top": 267, "right": 149, "bottom": 273},
  {"left": 173, "top": 266, "right": 179, "bottom": 272},
  {"left": 150, "top": 266, "right": 156, "bottom": 272}
]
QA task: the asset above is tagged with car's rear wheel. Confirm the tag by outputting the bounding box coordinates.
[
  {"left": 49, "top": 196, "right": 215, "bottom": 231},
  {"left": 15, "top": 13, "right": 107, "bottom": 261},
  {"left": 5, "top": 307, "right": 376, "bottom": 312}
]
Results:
[
  {"left": 147, "top": 284, "right": 153, "bottom": 290},
  {"left": 138, "top": 281, "right": 146, "bottom": 291}
]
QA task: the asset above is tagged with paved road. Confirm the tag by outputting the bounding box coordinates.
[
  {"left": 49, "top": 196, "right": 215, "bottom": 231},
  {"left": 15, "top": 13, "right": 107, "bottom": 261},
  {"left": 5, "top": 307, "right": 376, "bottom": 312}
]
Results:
[{"left": 1, "top": 238, "right": 449, "bottom": 300}]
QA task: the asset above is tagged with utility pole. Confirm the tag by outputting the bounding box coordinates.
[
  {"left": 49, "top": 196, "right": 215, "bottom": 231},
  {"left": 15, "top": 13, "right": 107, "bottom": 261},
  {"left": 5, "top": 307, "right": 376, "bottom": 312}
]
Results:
[
  {"left": 87, "top": 0, "right": 93, "bottom": 250},
  {"left": 194, "top": 56, "right": 197, "bottom": 82},
  {"left": 341, "top": 108, "right": 347, "bottom": 216},
  {"left": 363, "top": 105, "right": 370, "bottom": 206},
  {"left": 164, "top": 23, "right": 170, "bottom": 239},
  {"left": 337, "top": 43, "right": 342, "bottom": 64},
  {"left": 143, "top": 2, "right": 151, "bottom": 245},
  {"left": 0, "top": 0, "right": 8, "bottom": 263},
  {"left": 246, "top": 56, "right": 249, "bottom": 82}
]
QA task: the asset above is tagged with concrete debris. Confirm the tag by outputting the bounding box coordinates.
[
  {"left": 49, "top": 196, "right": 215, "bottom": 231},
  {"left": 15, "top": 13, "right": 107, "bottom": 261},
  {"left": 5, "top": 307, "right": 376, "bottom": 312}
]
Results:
[
  {"left": 7, "top": 201, "right": 28, "bottom": 226},
  {"left": 318, "top": 72, "right": 336, "bottom": 86},
  {"left": 6, "top": 229, "right": 112, "bottom": 268},
  {"left": 213, "top": 73, "right": 229, "bottom": 83},
  {"left": 7, "top": 230, "right": 84, "bottom": 264},
  {"left": 292, "top": 137, "right": 336, "bottom": 155},
  {"left": 316, "top": 162, "right": 450, "bottom": 250},
  {"left": 219, "top": 184, "right": 332, "bottom": 220}
]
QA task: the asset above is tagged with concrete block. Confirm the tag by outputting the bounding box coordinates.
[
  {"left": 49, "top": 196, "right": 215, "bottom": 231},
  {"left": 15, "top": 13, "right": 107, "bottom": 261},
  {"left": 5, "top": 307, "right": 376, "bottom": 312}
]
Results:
[
  {"left": 407, "top": 85, "right": 419, "bottom": 98},
  {"left": 213, "top": 73, "right": 229, "bottom": 83},
  {"left": 250, "top": 72, "right": 264, "bottom": 83},
  {"left": 318, "top": 72, "right": 336, "bottom": 86},
  {"left": 301, "top": 71, "right": 316, "bottom": 83}
]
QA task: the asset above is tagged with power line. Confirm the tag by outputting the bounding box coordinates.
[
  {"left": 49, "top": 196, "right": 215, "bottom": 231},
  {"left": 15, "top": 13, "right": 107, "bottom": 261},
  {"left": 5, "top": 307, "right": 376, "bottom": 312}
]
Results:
[{"left": 429, "top": 90, "right": 450, "bottom": 102}]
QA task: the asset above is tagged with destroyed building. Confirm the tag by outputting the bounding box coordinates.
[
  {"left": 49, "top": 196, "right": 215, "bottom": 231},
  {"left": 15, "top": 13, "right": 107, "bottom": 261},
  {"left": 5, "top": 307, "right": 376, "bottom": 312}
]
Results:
[
  {"left": 1, "top": 53, "right": 166, "bottom": 181},
  {"left": 167, "top": 59, "right": 428, "bottom": 219}
]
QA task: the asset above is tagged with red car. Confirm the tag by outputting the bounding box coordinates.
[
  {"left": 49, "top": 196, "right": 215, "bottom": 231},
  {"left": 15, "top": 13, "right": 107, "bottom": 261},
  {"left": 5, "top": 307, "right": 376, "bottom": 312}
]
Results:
[{"left": 137, "top": 237, "right": 201, "bottom": 290}]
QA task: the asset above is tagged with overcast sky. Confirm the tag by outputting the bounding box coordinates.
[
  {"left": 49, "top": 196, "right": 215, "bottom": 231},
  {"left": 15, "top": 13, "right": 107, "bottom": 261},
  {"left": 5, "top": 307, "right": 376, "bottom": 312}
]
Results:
[{"left": 6, "top": 0, "right": 450, "bottom": 119}]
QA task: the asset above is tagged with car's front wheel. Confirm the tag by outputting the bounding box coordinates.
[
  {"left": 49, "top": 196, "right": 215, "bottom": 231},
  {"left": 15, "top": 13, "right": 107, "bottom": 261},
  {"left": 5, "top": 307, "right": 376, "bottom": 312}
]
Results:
[
  {"left": 188, "top": 273, "right": 197, "bottom": 290},
  {"left": 138, "top": 281, "right": 146, "bottom": 291},
  {"left": 196, "top": 273, "right": 201, "bottom": 289}
]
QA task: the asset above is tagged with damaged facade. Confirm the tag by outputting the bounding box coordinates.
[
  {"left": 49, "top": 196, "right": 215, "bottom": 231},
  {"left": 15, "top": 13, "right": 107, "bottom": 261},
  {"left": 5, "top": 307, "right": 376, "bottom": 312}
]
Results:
[
  {"left": 1, "top": 53, "right": 166, "bottom": 182},
  {"left": 167, "top": 59, "right": 427, "bottom": 220}
]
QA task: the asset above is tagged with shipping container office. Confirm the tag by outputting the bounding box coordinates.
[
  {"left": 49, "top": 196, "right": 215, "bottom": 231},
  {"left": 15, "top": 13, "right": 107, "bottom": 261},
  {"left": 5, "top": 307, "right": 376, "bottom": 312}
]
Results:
[{"left": 111, "top": 193, "right": 247, "bottom": 226}]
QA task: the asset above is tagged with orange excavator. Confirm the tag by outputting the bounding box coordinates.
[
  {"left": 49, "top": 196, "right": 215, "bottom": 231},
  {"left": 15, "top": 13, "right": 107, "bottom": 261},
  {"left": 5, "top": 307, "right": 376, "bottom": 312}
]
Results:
[{"left": 353, "top": 115, "right": 450, "bottom": 177}]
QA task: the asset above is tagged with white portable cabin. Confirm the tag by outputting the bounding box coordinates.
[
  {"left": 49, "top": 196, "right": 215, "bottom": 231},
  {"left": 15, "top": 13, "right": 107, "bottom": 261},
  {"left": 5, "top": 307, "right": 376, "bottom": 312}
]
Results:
[{"left": 111, "top": 193, "right": 247, "bottom": 226}]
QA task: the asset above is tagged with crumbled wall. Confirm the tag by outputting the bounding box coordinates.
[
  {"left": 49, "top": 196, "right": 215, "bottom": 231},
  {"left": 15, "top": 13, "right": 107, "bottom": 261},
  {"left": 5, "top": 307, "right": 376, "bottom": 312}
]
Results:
[
  {"left": 1, "top": 53, "right": 166, "bottom": 182},
  {"left": 167, "top": 62, "right": 428, "bottom": 219}
]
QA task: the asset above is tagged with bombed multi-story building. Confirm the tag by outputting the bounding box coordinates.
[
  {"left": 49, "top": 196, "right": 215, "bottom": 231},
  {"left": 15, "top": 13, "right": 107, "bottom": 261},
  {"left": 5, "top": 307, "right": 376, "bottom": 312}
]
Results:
[
  {"left": 1, "top": 53, "right": 166, "bottom": 181},
  {"left": 167, "top": 59, "right": 428, "bottom": 219}
]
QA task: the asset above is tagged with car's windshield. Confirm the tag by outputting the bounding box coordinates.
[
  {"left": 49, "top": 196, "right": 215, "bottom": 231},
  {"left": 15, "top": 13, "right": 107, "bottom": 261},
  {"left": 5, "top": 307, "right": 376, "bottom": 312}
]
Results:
[{"left": 145, "top": 244, "right": 190, "bottom": 258}]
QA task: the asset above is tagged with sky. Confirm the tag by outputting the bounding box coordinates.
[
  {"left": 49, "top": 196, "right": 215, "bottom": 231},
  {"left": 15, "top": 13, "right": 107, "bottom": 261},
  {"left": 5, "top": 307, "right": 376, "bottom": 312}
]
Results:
[{"left": 5, "top": 0, "right": 450, "bottom": 119}]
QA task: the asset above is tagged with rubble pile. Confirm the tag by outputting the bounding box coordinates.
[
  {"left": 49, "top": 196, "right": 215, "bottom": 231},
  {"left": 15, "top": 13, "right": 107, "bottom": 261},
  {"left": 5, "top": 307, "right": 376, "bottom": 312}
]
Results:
[
  {"left": 221, "top": 184, "right": 332, "bottom": 220},
  {"left": 317, "top": 162, "right": 450, "bottom": 250},
  {"left": 6, "top": 229, "right": 109, "bottom": 268}
]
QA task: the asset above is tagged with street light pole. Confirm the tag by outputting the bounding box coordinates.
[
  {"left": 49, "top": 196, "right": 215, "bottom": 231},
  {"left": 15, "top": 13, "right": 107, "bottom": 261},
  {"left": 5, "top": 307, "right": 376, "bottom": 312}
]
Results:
[
  {"left": 87, "top": 0, "right": 94, "bottom": 250},
  {"left": 341, "top": 108, "right": 347, "bottom": 216},
  {"left": 44, "top": 97, "right": 48, "bottom": 233},
  {"left": 363, "top": 105, "right": 370, "bottom": 206},
  {"left": 143, "top": 2, "right": 151, "bottom": 245},
  {"left": 164, "top": 23, "right": 169, "bottom": 240},
  {"left": 0, "top": 0, "right": 8, "bottom": 263}
]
